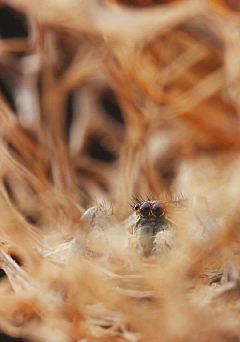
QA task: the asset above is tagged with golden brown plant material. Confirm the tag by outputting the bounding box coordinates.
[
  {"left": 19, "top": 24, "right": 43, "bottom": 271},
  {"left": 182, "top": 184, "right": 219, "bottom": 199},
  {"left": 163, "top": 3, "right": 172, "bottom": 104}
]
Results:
[{"left": 0, "top": 0, "right": 240, "bottom": 341}]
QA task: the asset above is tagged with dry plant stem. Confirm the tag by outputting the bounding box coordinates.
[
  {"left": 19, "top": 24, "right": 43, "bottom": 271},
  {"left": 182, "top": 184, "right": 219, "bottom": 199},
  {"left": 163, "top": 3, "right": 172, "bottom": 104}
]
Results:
[
  {"left": 21, "top": 0, "right": 200, "bottom": 43},
  {"left": 17, "top": 54, "right": 42, "bottom": 129},
  {"left": 157, "top": 43, "right": 209, "bottom": 87},
  {"left": 0, "top": 93, "right": 18, "bottom": 129},
  {"left": 182, "top": 100, "right": 240, "bottom": 148},
  {"left": 90, "top": 0, "right": 200, "bottom": 42},
  {"left": 169, "top": 68, "right": 225, "bottom": 118},
  {"left": 140, "top": 143, "right": 165, "bottom": 197},
  {"left": 133, "top": 42, "right": 209, "bottom": 106},
  {"left": 0, "top": 189, "right": 42, "bottom": 249},
  {"left": 0, "top": 94, "right": 49, "bottom": 180},
  {"left": 39, "top": 35, "right": 76, "bottom": 191},
  {"left": 7, "top": 129, "right": 49, "bottom": 182},
  {"left": 41, "top": 71, "right": 67, "bottom": 147},
  {"left": 1, "top": 1, "right": 240, "bottom": 341},
  {"left": 0, "top": 39, "right": 30, "bottom": 56},
  {"left": 0, "top": 140, "right": 46, "bottom": 194},
  {"left": 115, "top": 113, "right": 147, "bottom": 217},
  {"left": 0, "top": 249, "right": 37, "bottom": 294},
  {"left": 193, "top": 1, "right": 240, "bottom": 117},
  {"left": 61, "top": 47, "right": 101, "bottom": 93},
  {"left": 223, "top": 24, "right": 240, "bottom": 116}
]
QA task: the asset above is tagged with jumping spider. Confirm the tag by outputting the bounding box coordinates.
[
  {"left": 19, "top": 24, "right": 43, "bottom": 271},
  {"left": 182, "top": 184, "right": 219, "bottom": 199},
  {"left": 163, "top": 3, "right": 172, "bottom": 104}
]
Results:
[
  {"left": 133, "top": 201, "right": 173, "bottom": 257},
  {"left": 69, "top": 199, "right": 175, "bottom": 260},
  {"left": 69, "top": 195, "right": 218, "bottom": 261}
]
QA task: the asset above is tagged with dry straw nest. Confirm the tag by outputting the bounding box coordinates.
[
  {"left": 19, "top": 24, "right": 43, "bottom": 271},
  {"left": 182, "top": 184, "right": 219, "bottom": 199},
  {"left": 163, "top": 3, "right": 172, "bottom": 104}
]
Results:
[{"left": 0, "top": 0, "right": 240, "bottom": 341}]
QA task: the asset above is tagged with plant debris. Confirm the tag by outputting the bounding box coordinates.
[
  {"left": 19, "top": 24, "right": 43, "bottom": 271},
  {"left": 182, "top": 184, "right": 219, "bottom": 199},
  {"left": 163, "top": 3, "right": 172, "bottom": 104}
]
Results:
[{"left": 0, "top": 0, "right": 240, "bottom": 341}]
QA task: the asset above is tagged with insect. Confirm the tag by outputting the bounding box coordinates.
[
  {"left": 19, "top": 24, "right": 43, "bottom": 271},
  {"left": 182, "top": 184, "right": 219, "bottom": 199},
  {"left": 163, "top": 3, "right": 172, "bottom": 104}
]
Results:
[{"left": 134, "top": 201, "right": 172, "bottom": 257}]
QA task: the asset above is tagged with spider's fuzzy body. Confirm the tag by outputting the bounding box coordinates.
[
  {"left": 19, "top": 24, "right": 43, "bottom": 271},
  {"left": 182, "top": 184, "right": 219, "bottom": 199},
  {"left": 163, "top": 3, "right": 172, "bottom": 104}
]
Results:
[{"left": 134, "top": 201, "right": 170, "bottom": 256}]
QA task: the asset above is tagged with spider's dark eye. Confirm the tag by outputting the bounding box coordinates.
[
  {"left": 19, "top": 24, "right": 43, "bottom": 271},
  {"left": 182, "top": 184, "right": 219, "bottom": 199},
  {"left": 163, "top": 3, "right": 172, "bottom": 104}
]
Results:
[
  {"left": 134, "top": 203, "right": 140, "bottom": 211},
  {"left": 140, "top": 202, "right": 150, "bottom": 217},
  {"left": 152, "top": 203, "right": 164, "bottom": 217}
]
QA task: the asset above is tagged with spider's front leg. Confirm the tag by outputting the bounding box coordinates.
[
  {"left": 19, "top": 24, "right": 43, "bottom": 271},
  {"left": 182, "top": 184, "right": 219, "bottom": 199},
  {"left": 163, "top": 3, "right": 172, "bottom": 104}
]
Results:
[
  {"left": 154, "top": 228, "right": 174, "bottom": 254},
  {"left": 69, "top": 205, "right": 128, "bottom": 260},
  {"left": 69, "top": 206, "right": 98, "bottom": 257}
]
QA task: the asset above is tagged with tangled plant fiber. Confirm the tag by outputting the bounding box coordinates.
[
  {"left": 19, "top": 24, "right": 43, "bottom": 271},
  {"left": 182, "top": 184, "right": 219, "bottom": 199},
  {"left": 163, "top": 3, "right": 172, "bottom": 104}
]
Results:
[{"left": 0, "top": 0, "right": 240, "bottom": 341}]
